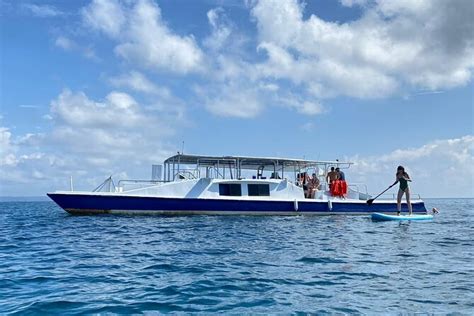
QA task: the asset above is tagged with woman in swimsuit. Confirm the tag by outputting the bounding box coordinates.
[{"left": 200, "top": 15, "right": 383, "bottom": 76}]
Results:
[{"left": 393, "top": 166, "right": 412, "bottom": 215}]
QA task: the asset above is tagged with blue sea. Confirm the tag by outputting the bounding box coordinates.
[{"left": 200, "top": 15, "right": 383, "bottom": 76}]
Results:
[{"left": 1, "top": 199, "right": 473, "bottom": 314}]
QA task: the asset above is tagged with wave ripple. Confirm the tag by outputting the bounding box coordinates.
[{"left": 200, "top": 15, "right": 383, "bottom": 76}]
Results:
[{"left": 0, "top": 199, "right": 473, "bottom": 314}]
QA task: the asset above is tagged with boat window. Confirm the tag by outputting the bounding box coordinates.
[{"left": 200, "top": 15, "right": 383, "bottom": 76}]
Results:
[
  {"left": 248, "top": 184, "right": 270, "bottom": 196},
  {"left": 219, "top": 183, "right": 242, "bottom": 196}
]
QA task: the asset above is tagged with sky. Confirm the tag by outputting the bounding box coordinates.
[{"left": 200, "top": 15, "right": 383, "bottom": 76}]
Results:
[{"left": 0, "top": 0, "right": 473, "bottom": 198}]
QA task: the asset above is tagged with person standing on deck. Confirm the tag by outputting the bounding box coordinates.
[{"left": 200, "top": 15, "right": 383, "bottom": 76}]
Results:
[
  {"left": 335, "top": 167, "right": 345, "bottom": 181},
  {"left": 309, "top": 173, "right": 320, "bottom": 199},
  {"left": 335, "top": 167, "right": 347, "bottom": 197},
  {"left": 326, "top": 167, "right": 339, "bottom": 192},
  {"left": 393, "top": 166, "right": 413, "bottom": 215}
]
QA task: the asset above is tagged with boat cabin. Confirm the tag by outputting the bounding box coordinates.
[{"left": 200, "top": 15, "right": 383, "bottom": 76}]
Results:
[
  {"left": 104, "top": 154, "right": 369, "bottom": 201},
  {"left": 162, "top": 154, "right": 351, "bottom": 183}
]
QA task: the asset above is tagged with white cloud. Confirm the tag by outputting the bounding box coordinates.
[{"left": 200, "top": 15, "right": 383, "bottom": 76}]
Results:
[
  {"left": 293, "top": 100, "right": 324, "bottom": 116},
  {"left": 250, "top": 0, "right": 474, "bottom": 98},
  {"left": 82, "top": 0, "right": 204, "bottom": 74},
  {"left": 0, "top": 127, "right": 18, "bottom": 167},
  {"left": 0, "top": 127, "right": 51, "bottom": 188},
  {"left": 22, "top": 3, "right": 63, "bottom": 17},
  {"left": 55, "top": 36, "right": 74, "bottom": 50},
  {"left": 205, "top": 0, "right": 472, "bottom": 117},
  {"left": 300, "top": 122, "right": 315, "bottom": 132},
  {"left": 108, "top": 71, "right": 187, "bottom": 120},
  {"left": 71, "top": 0, "right": 474, "bottom": 122},
  {"left": 48, "top": 89, "right": 176, "bottom": 158},
  {"left": 339, "top": 0, "right": 369, "bottom": 7},
  {"left": 0, "top": 89, "right": 180, "bottom": 195},
  {"left": 348, "top": 135, "right": 474, "bottom": 198},
  {"left": 210, "top": 55, "right": 256, "bottom": 82},
  {"left": 109, "top": 71, "right": 170, "bottom": 97},
  {"left": 50, "top": 89, "right": 150, "bottom": 129},
  {"left": 116, "top": 0, "right": 203, "bottom": 73},
  {"left": 276, "top": 94, "right": 325, "bottom": 115},
  {"left": 79, "top": 2, "right": 329, "bottom": 118},
  {"left": 196, "top": 47, "right": 326, "bottom": 118},
  {"left": 251, "top": 0, "right": 303, "bottom": 47},
  {"left": 81, "top": 0, "right": 125, "bottom": 38},
  {"left": 204, "top": 7, "right": 233, "bottom": 51},
  {"left": 54, "top": 36, "right": 98, "bottom": 61},
  {"left": 18, "top": 104, "right": 40, "bottom": 109},
  {"left": 259, "top": 82, "right": 279, "bottom": 92},
  {"left": 32, "top": 170, "right": 45, "bottom": 180},
  {"left": 196, "top": 81, "right": 264, "bottom": 119}
]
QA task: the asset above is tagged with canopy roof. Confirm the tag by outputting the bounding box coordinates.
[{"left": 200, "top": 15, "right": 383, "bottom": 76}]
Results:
[{"left": 164, "top": 154, "right": 352, "bottom": 170}]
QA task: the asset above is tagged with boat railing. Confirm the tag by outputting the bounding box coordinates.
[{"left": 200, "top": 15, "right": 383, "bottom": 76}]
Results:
[
  {"left": 173, "top": 170, "right": 199, "bottom": 180},
  {"left": 93, "top": 176, "right": 116, "bottom": 192},
  {"left": 319, "top": 182, "right": 368, "bottom": 194},
  {"left": 319, "top": 183, "right": 328, "bottom": 191},
  {"left": 347, "top": 183, "right": 368, "bottom": 195}
]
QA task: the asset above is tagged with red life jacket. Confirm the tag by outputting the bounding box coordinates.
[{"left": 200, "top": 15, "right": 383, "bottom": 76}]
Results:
[{"left": 341, "top": 180, "right": 347, "bottom": 195}]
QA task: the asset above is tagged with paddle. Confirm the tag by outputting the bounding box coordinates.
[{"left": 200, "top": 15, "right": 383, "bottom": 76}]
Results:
[{"left": 367, "top": 183, "right": 395, "bottom": 205}]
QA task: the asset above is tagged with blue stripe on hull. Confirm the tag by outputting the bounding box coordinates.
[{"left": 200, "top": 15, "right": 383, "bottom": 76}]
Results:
[
  {"left": 47, "top": 193, "right": 427, "bottom": 215},
  {"left": 323, "top": 201, "right": 426, "bottom": 213}
]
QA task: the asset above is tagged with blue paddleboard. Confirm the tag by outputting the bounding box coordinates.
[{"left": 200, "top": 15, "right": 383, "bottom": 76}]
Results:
[{"left": 371, "top": 213, "right": 433, "bottom": 221}]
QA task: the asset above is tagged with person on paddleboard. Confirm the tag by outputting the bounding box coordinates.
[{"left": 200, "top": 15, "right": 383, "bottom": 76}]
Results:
[{"left": 393, "top": 166, "right": 413, "bottom": 216}]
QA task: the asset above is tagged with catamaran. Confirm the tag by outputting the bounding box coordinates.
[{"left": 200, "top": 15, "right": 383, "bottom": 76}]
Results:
[{"left": 47, "top": 154, "right": 428, "bottom": 215}]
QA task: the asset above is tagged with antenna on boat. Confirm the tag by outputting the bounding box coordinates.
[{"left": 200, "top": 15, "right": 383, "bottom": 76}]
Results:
[{"left": 181, "top": 141, "right": 185, "bottom": 155}]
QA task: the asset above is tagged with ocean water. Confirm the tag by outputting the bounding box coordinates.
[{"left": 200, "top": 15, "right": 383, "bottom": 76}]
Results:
[{"left": 0, "top": 199, "right": 473, "bottom": 314}]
